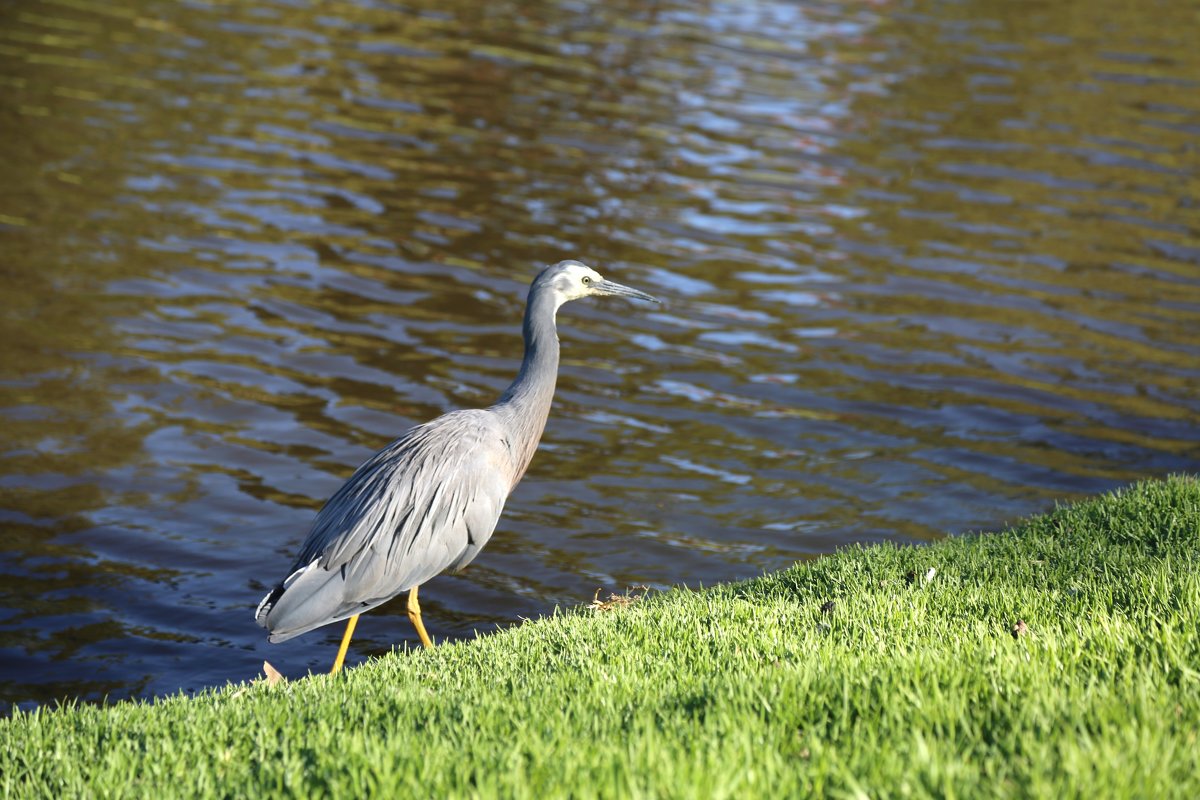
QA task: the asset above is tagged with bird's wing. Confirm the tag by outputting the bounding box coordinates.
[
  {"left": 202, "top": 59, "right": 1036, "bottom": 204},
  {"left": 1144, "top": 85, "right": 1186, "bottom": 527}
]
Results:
[{"left": 288, "top": 408, "right": 512, "bottom": 602}]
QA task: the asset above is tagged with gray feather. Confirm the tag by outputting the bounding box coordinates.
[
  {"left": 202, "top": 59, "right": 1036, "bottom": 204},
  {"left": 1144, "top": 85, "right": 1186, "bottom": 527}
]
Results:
[
  {"left": 257, "top": 410, "right": 512, "bottom": 641},
  {"left": 254, "top": 260, "right": 659, "bottom": 644}
]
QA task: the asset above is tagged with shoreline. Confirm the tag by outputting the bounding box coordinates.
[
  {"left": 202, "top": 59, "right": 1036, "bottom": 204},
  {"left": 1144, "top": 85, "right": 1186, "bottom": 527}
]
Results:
[{"left": 3, "top": 476, "right": 1198, "bottom": 797}]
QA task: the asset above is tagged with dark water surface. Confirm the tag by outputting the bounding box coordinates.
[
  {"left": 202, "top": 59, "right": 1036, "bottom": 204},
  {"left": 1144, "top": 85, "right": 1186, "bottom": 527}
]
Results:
[{"left": 2, "top": 0, "right": 1199, "bottom": 707}]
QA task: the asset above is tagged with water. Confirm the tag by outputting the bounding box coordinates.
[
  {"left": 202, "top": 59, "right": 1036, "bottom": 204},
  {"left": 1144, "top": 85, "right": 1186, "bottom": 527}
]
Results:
[{"left": 1, "top": 0, "right": 1198, "bottom": 708}]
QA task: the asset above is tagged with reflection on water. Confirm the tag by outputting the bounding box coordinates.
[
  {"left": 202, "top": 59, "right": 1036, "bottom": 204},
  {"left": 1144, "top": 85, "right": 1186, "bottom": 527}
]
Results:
[{"left": 1, "top": 0, "right": 1198, "bottom": 707}]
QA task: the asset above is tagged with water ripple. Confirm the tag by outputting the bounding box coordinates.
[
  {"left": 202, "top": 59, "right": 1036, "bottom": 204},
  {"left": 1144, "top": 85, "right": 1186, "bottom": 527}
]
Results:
[{"left": 1, "top": 0, "right": 1198, "bottom": 708}]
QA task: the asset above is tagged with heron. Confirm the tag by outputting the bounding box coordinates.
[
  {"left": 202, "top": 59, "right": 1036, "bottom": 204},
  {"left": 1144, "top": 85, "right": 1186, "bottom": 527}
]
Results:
[{"left": 255, "top": 260, "right": 660, "bottom": 673}]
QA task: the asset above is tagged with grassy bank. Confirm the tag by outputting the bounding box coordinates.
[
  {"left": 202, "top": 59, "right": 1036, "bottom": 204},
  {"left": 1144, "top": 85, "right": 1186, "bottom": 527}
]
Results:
[{"left": 3, "top": 477, "right": 1199, "bottom": 798}]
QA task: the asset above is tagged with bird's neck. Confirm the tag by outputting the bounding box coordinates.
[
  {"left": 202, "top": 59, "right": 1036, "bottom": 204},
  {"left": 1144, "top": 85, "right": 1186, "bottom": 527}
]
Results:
[{"left": 493, "top": 288, "right": 561, "bottom": 483}]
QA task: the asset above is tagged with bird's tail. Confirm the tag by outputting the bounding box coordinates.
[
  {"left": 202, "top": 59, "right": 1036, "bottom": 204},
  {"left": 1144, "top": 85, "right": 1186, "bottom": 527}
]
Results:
[
  {"left": 255, "top": 559, "right": 383, "bottom": 643},
  {"left": 254, "top": 583, "right": 287, "bottom": 628}
]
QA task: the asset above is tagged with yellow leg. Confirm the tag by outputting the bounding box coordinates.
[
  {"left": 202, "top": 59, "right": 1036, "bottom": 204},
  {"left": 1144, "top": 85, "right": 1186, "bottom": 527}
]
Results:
[
  {"left": 330, "top": 613, "right": 359, "bottom": 674},
  {"left": 406, "top": 586, "right": 434, "bottom": 649}
]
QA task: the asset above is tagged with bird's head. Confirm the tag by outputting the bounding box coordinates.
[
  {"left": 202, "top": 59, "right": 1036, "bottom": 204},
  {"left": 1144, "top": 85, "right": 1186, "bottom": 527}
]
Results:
[{"left": 534, "top": 260, "right": 661, "bottom": 307}]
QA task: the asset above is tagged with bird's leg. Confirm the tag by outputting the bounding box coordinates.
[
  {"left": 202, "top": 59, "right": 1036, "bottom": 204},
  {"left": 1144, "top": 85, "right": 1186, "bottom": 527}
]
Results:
[
  {"left": 406, "top": 585, "right": 434, "bottom": 649},
  {"left": 330, "top": 613, "right": 359, "bottom": 674}
]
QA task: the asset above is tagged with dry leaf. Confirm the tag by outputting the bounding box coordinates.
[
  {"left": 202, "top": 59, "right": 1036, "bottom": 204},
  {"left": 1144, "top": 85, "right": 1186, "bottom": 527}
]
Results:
[
  {"left": 587, "top": 585, "right": 650, "bottom": 612},
  {"left": 263, "top": 660, "right": 285, "bottom": 686}
]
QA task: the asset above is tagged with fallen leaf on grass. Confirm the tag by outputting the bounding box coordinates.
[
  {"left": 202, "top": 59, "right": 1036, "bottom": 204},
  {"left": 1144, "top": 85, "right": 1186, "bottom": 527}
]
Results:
[
  {"left": 263, "top": 660, "right": 285, "bottom": 686},
  {"left": 588, "top": 585, "right": 650, "bottom": 612}
]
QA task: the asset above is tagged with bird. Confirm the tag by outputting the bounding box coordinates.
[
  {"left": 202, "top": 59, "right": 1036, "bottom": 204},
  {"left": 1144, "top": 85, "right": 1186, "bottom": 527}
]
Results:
[{"left": 255, "top": 260, "right": 660, "bottom": 673}]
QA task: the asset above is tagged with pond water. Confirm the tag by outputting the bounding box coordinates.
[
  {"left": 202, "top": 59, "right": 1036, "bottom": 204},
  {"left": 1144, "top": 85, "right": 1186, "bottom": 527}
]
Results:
[{"left": 2, "top": 0, "right": 1198, "bottom": 708}]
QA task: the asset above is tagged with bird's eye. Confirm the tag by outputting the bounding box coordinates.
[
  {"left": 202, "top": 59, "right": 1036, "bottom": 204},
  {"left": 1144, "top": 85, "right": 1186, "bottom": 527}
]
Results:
[{"left": 581, "top": 276, "right": 592, "bottom": 285}]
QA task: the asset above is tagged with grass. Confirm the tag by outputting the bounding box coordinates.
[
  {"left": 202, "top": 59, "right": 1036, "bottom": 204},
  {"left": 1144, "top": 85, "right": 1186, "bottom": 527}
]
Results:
[{"left": 3, "top": 476, "right": 1199, "bottom": 798}]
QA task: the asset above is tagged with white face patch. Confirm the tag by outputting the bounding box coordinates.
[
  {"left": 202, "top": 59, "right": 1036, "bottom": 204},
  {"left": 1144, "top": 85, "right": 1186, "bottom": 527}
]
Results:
[{"left": 553, "top": 262, "right": 604, "bottom": 301}]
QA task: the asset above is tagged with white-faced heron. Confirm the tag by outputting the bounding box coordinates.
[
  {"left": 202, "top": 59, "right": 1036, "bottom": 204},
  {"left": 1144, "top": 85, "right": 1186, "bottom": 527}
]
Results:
[{"left": 255, "top": 260, "right": 660, "bottom": 672}]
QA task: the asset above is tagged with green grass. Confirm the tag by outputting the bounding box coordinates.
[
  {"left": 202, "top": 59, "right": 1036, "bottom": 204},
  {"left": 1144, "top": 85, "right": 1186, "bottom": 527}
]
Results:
[{"left": 3, "top": 477, "right": 1199, "bottom": 798}]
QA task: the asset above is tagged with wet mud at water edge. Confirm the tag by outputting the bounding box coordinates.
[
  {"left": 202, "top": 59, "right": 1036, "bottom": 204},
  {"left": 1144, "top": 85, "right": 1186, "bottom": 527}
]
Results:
[{"left": 1, "top": 0, "right": 1198, "bottom": 708}]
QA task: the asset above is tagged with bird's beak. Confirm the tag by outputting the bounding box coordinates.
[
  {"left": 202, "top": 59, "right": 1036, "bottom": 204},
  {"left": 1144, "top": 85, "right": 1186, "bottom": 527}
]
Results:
[{"left": 594, "top": 278, "right": 661, "bottom": 304}]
